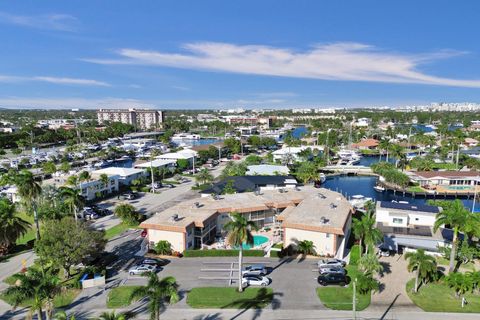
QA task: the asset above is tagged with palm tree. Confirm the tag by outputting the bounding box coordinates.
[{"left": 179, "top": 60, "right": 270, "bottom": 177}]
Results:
[
  {"left": 224, "top": 212, "right": 258, "bottom": 292},
  {"left": 0, "top": 198, "right": 30, "bottom": 254},
  {"left": 53, "top": 311, "right": 76, "bottom": 320},
  {"left": 195, "top": 168, "right": 214, "bottom": 185},
  {"left": 97, "top": 311, "right": 126, "bottom": 320},
  {"left": 379, "top": 139, "right": 391, "bottom": 162},
  {"left": 389, "top": 144, "right": 404, "bottom": 168},
  {"left": 99, "top": 173, "right": 110, "bottom": 189},
  {"left": 297, "top": 240, "right": 316, "bottom": 255},
  {"left": 358, "top": 253, "right": 383, "bottom": 276},
  {"left": 129, "top": 274, "right": 179, "bottom": 320},
  {"left": 445, "top": 272, "right": 472, "bottom": 298},
  {"left": 352, "top": 211, "right": 382, "bottom": 256},
  {"left": 4, "top": 267, "right": 62, "bottom": 320},
  {"left": 14, "top": 170, "right": 42, "bottom": 240},
  {"left": 78, "top": 171, "right": 91, "bottom": 183},
  {"left": 405, "top": 249, "right": 437, "bottom": 293},
  {"left": 433, "top": 200, "right": 472, "bottom": 272},
  {"left": 66, "top": 175, "right": 78, "bottom": 189},
  {"left": 59, "top": 186, "right": 85, "bottom": 222}
]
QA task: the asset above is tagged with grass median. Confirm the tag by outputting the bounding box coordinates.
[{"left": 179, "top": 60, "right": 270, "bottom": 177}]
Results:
[
  {"left": 187, "top": 287, "right": 274, "bottom": 309},
  {"left": 107, "top": 286, "right": 141, "bottom": 308}
]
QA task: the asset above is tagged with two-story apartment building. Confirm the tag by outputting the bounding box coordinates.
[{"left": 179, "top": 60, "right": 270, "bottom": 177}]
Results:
[
  {"left": 375, "top": 201, "right": 449, "bottom": 253},
  {"left": 78, "top": 173, "right": 120, "bottom": 201}
]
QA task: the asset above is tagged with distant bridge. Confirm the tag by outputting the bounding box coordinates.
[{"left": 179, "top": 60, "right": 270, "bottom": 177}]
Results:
[{"left": 322, "top": 165, "right": 373, "bottom": 174}]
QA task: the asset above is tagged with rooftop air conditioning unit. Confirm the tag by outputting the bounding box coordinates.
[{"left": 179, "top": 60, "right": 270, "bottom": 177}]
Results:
[{"left": 171, "top": 214, "right": 179, "bottom": 222}]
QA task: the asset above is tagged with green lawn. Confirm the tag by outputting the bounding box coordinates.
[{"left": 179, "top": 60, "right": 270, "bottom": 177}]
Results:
[
  {"left": 107, "top": 286, "right": 141, "bottom": 308},
  {"left": 406, "top": 279, "right": 480, "bottom": 312},
  {"left": 407, "top": 186, "right": 425, "bottom": 193},
  {"left": 187, "top": 287, "right": 274, "bottom": 309},
  {"left": 0, "top": 288, "right": 80, "bottom": 308},
  {"left": 316, "top": 265, "right": 371, "bottom": 311},
  {"left": 104, "top": 223, "right": 133, "bottom": 240},
  {"left": 436, "top": 257, "right": 476, "bottom": 272},
  {"left": 15, "top": 212, "right": 36, "bottom": 246}
]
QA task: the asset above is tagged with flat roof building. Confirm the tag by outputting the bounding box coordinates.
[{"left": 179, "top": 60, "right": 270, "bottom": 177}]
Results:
[{"left": 140, "top": 187, "right": 353, "bottom": 258}]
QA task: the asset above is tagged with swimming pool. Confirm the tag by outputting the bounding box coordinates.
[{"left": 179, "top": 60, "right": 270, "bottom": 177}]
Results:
[
  {"left": 241, "top": 235, "right": 269, "bottom": 249},
  {"left": 446, "top": 186, "right": 473, "bottom": 191}
]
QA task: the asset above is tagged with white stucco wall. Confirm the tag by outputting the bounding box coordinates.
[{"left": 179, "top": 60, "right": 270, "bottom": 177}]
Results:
[
  {"left": 284, "top": 228, "right": 336, "bottom": 256},
  {"left": 147, "top": 229, "right": 185, "bottom": 252}
]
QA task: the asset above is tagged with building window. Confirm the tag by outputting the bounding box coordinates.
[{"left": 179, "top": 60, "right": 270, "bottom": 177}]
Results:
[
  {"left": 415, "top": 218, "right": 419, "bottom": 221},
  {"left": 326, "top": 233, "right": 330, "bottom": 238},
  {"left": 393, "top": 218, "right": 403, "bottom": 224}
]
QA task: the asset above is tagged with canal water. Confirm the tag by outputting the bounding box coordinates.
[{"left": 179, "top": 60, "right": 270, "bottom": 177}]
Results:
[{"left": 322, "top": 175, "right": 480, "bottom": 212}]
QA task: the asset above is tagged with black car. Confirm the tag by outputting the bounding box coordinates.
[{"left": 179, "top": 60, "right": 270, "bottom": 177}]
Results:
[
  {"left": 141, "top": 258, "right": 169, "bottom": 266},
  {"left": 317, "top": 273, "right": 348, "bottom": 286}
]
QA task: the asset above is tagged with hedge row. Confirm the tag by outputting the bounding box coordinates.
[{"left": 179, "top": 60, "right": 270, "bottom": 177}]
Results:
[{"left": 183, "top": 249, "right": 264, "bottom": 257}]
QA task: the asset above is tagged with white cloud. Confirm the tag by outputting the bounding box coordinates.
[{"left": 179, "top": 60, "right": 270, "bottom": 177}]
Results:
[
  {"left": 84, "top": 42, "right": 480, "bottom": 88},
  {"left": 0, "top": 97, "right": 154, "bottom": 109},
  {"left": 0, "top": 11, "right": 78, "bottom": 31},
  {"left": 0, "top": 75, "right": 110, "bottom": 87}
]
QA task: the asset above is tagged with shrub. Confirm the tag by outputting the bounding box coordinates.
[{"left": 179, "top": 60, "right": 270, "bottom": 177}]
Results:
[
  {"left": 154, "top": 240, "right": 172, "bottom": 255},
  {"left": 114, "top": 203, "right": 141, "bottom": 225},
  {"left": 183, "top": 249, "right": 264, "bottom": 257},
  {"left": 349, "top": 245, "right": 361, "bottom": 266}
]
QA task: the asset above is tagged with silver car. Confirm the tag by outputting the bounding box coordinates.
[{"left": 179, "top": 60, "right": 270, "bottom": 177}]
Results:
[
  {"left": 319, "top": 266, "right": 346, "bottom": 275},
  {"left": 242, "top": 275, "right": 270, "bottom": 287},
  {"left": 128, "top": 264, "right": 156, "bottom": 276},
  {"left": 317, "top": 258, "right": 346, "bottom": 269},
  {"left": 242, "top": 264, "right": 267, "bottom": 276}
]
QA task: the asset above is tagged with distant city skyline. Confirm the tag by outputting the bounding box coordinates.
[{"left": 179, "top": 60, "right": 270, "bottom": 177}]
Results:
[{"left": 0, "top": 1, "right": 480, "bottom": 109}]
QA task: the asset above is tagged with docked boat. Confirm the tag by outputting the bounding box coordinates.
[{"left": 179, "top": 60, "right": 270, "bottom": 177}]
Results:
[
  {"left": 337, "top": 149, "right": 362, "bottom": 162},
  {"left": 93, "top": 160, "right": 109, "bottom": 168},
  {"left": 319, "top": 173, "right": 326, "bottom": 184},
  {"left": 349, "top": 195, "right": 373, "bottom": 209},
  {"left": 373, "top": 185, "right": 385, "bottom": 192},
  {"left": 171, "top": 133, "right": 201, "bottom": 140}
]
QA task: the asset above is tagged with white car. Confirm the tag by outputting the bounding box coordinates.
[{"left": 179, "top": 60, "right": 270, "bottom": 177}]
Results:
[
  {"left": 242, "top": 275, "right": 270, "bottom": 287},
  {"left": 317, "top": 258, "right": 346, "bottom": 269},
  {"left": 242, "top": 264, "right": 267, "bottom": 276},
  {"left": 128, "top": 264, "right": 157, "bottom": 276}
]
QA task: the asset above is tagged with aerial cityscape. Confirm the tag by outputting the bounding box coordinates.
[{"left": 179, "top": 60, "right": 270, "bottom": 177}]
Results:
[{"left": 1, "top": 1, "right": 480, "bottom": 320}]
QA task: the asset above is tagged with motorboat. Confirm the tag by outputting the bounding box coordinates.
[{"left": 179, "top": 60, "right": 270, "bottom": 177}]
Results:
[
  {"left": 349, "top": 195, "right": 373, "bottom": 209},
  {"left": 93, "top": 160, "right": 109, "bottom": 168},
  {"left": 171, "top": 133, "right": 201, "bottom": 140},
  {"left": 319, "top": 173, "right": 326, "bottom": 184},
  {"left": 337, "top": 149, "right": 362, "bottom": 164},
  {"left": 373, "top": 185, "right": 385, "bottom": 192}
]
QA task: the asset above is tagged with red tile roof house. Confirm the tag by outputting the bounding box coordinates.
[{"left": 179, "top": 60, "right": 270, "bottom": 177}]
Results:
[
  {"left": 464, "top": 138, "right": 479, "bottom": 147},
  {"left": 409, "top": 171, "right": 480, "bottom": 188},
  {"left": 351, "top": 138, "right": 379, "bottom": 150}
]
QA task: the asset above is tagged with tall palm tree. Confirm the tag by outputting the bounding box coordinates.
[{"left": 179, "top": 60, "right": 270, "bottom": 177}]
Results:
[
  {"left": 433, "top": 200, "right": 473, "bottom": 272},
  {"left": 129, "top": 274, "right": 179, "bottom": 320},
  {"left": 405, "top": 249, "right": 437, "bottom": 293},
  {"left": 352, "top": 211, "right": 382, "bottom": 256},
  {"left": 224, "top": 212, "right": 258, "bottom": 292},
  {"left": 15, "top": 170, "right": 42, "bottom": 240},
  {"left": 78, "top": 171, "right": 91, "bottom": 183},
  {"left": 0, "top": 198, "right": 30, "bottom": 254},
  {"left": 59, "top": 186, "right": 85, "bottom": 222},
  {"left": 359, "top": 253, "right": 383, "bottom": 276},
  {"left": 99, "top": 173, "right": 110, "bottom": 189},
  {"left": 379, "top": 139, "right": 391, "bottom": 162},
  {"left": 389, "top": 144, "right": 404, "bottom": 168},
  {"left": 4, "top": 267, "right": 62, "bottom": 320}
]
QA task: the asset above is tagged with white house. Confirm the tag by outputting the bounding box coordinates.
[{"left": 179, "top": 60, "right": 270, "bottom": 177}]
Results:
[
  {"left": 272, "top": 146, "right": 323, "bottom": 163},
  {"left": 92, "top": 167, "right": 147, "bottom": 186},
  {"left": 156, "top": 149, "right": 197, "bottom": 165},
  {"left": 375, "top": 201, "right": 449, "bottom": 254},
  {"left": 135, "top": 159, "right": 177, "bottom": 170},
  {"left": 0, "top": 186, "right": 21, "bottom": 203},
  {"left": 246, "top": 165, "right": 290, "bottom": 176}
]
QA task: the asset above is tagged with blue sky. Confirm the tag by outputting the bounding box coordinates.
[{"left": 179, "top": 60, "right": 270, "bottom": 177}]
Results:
[{"left": 0, "top": 1, "right": 479, "bottom": 109}]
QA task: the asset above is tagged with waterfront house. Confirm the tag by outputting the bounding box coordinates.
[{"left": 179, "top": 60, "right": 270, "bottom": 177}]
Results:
[
  {"left": 376, "top": 201, "right": 450, "bottom": 254},
  {"left": 135, "top": 159, "right": 177, "bottom": 170},
  {"left": 351, "top": 138, "right": 379, "bottom": 150},
  {"left": 460, "top": 147, "right": 480, "bottom": 159},
  {"left": 140, "top": 187, "right": 352, "bottom": 258},
  {"left": 155, "top": 149, "right": 197, "bottom": 165},
  {"left": 272, "top": 145, "right": 323, "bottom": 163},
  {"left": 408, "top": 171, "right": 480, "bottom": 191}
]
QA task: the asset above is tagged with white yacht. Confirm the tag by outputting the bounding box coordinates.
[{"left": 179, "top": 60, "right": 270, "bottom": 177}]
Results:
[
  {"left": 171, "top": 133, "right": 201, "bottom": 140},
  {"left": 349, "top": 195, "right": 373, "bottom": 209},
  {"left": 337, "top": 149, "right": 362, "bottom": 165}
]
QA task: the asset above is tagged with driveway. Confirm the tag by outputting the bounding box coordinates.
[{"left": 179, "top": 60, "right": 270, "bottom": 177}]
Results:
[{"left": 368, "top": 254, "right": 421, "bottom": 313}]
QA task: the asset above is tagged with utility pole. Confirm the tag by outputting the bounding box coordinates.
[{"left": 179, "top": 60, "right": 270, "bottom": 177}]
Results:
[
  {"left": 472, "top": 176, "right": 479, "bottom": 213},
  {"left": 353, "top": 279, "right": 357, "bottom": 320}
]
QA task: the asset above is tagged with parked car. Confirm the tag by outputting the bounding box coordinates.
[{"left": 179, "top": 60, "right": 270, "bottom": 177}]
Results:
[
  {"left": 141, "top": 258, "right": 169, "bottom": 266},
  {"left": 378, "top": 248, "right": 392, "bottom": 257},
  {"left": 242, "top": 264, "right": 267, "bottom": 276},
  {"left": 128, "top": 264, "right": 157, "bottom": 276},
  {"left": 319, "top": 266, "right": 346, "bottom": 275},
  {"left": 242, "top": 275, "right": 270, "bottom": 287},
  {"left": 317, "top": 273, "right": 348, "bottom": 286},
  {"left": 163, "top": 183, "right": 175, "bottom": 189},
  {"left": 317, "top": 258, "right": 346, "bottom": 269},
  {"left": 122, "top": 192, "right": 138, "bottom": 200}
]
